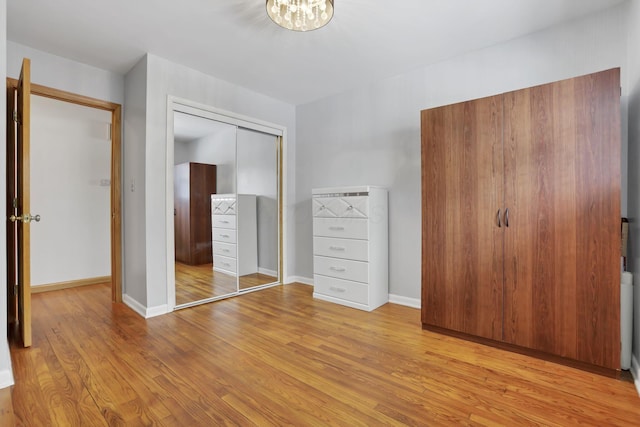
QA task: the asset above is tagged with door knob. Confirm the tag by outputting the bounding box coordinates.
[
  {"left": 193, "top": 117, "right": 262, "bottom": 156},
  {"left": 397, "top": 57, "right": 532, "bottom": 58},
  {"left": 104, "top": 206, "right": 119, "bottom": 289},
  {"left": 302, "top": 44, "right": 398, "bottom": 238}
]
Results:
[{"left": 9, "top": 214, "right": 41, "bottom": 223}]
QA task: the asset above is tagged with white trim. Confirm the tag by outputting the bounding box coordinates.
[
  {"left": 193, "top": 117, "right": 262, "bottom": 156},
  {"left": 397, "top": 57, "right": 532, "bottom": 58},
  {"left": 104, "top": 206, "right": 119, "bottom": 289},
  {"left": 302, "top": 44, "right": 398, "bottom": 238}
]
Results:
[
  {"left": 146, "top": 304, "right": 169, "bottom": 318},
  {"left": 0, "top": 369, "right": 14, "bottom": 389},
  {"left": 0, "top": 338, "right": 13, "bottom": 389},
  {"left": 258, "top": 267, "right": 278, "bottom": 277},
  {"left": 389, "top": 294, "right": 421, "bottom": 309},
  {"left": 123, "top": 294, "right": 169, "bottom": 319},
  {"left": 287, "top": 276, "right": 314, "bottom": 286},
  {"left": 165, "top": 96, "right": 287, "bottom": 312},
  {"left": 313, "top": 292, "right": 375, "bottom": 311},
  {"left": 631, "top": 354, "right": 640, "bottom": 397}
]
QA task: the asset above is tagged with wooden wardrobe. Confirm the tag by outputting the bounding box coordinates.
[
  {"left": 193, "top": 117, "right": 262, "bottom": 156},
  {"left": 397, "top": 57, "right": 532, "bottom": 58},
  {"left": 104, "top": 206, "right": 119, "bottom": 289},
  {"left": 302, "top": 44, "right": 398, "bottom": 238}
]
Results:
[
  {"left": 421, "top": 68, "right": 621, "bottom": 372},
  {"left": 174, "top": 162, "right": 217, "bottom": 265}
]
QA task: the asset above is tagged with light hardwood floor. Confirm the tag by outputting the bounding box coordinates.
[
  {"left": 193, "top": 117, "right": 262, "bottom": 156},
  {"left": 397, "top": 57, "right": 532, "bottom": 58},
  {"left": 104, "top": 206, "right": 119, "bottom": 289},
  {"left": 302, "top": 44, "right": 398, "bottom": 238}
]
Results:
[{"left": 5, "top": 283, "right": 640, "bottom": 426}]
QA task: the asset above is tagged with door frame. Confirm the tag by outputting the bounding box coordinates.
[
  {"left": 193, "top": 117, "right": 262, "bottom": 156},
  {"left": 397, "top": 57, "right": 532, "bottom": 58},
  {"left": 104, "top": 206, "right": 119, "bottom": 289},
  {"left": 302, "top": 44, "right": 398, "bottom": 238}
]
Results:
[{"left": 6, "top": 78, "right": 123, "bottom": 302}]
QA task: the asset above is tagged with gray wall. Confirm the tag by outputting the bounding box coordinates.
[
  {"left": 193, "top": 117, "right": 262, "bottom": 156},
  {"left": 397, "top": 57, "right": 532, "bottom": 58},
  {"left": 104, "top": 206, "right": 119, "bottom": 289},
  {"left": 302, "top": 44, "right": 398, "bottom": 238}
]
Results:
[
  {"left": 123, "top": 56, "right": 148, "bottom": 305},
  {"left": 626, "top": 0, "right": 640, "bottom": 377},
  {"left": 295, "top": 4, "right": 629, "bottom": 301}
]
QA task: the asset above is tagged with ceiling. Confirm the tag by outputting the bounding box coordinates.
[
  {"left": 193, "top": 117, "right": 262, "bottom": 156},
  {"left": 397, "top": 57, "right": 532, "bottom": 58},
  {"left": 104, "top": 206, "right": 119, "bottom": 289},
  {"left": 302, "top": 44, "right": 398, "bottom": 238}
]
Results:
[
  {"left": 7, "top": 0, "right": 625, "bottom": 105},
  {"left": 174, "top": 112, "right": 234, "bottom": 144}
]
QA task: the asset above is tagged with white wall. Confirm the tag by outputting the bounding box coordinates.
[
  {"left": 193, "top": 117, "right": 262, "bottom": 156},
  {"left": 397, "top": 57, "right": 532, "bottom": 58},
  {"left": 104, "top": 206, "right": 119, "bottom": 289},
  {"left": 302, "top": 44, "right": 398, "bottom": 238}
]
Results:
[
  {"left": 30, "top": 96, "right": 111, "bottom": 286},
  {"left": 295, "top": 4, "right": 629, "bottom": 301},
  {"left": 0, "top": 0, "right": 13, "bottom": 389},
  {"left": 625, "top": 0, "right": 640, "bottom": 382},
  {"left": 130, "top": 54, "right": 296, "bottom": 311}
]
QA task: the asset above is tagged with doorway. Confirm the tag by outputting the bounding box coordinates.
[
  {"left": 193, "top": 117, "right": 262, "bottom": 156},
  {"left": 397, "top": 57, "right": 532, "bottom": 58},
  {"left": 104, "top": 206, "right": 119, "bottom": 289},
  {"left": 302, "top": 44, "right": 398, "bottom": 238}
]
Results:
[{"left": 6, "top": 79, "right": 122, "bottom": 310}]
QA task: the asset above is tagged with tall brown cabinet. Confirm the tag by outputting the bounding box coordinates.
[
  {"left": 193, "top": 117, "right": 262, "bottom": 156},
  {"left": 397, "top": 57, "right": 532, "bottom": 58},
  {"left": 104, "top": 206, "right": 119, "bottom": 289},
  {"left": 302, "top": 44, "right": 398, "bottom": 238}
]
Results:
[
  {"left": 174, "top": 162, "right": 217, "bottom": 265},
  {"left": 421, "top": 69, "right": 621, "bottom": 372}
]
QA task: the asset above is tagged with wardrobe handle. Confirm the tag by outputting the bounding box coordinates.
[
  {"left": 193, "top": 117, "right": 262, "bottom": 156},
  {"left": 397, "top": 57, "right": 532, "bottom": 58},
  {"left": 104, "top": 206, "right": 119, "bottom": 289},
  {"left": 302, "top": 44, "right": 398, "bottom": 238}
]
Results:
[
  {"left": 497, "top": 209, "right": 502, "bottom": 228},
  {"left": 505, "top": 208, "right": 509, "bottom": 227}
]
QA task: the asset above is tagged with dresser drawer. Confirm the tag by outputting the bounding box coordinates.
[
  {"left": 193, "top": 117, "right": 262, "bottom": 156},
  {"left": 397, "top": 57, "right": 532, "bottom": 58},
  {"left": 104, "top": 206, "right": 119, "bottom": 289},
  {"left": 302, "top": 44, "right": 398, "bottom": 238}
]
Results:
[
  {"left": 313, "top": 195, "right": 369, "bottom": 218},
  {"left": 212, "top": 214, "right": 236, "bottom": 229},
  {"left": 211, "top": 198, "right": 237, "bottom": 215},
  {"left": 314, "top": 275, "right": 368, "bottom": 305},
  {"left": 213, "top": 228, "right": 237, "bottom": 244},
  {"left": 213, "top": 241, "right": 236, "bottom": 259},
  {"left": 313, "top": 218, "right": 368, "bottom": 240},
  {"left": 213, "top": 254, "right": 236, "bottom": 273},
  {"left": 314, "top": 256, "right": 368, "bottom": 283},
  {"left": 313, "top": 237, "right": 369, "bottom": 262}
]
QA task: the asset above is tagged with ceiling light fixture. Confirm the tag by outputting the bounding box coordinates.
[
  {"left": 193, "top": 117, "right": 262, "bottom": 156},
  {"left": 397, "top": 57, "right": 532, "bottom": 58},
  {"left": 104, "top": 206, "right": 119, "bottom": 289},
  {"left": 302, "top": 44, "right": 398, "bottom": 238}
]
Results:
[{"left": 266, "top": 0, "right": 334, "bottom": 32}]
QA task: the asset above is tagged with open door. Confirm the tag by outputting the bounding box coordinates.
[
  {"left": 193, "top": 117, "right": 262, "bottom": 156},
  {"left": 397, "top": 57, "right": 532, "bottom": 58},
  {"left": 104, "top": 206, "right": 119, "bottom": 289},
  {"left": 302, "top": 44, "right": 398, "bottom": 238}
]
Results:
[{"left": 7, "top": 58, "right": 33, "bottom": 347}]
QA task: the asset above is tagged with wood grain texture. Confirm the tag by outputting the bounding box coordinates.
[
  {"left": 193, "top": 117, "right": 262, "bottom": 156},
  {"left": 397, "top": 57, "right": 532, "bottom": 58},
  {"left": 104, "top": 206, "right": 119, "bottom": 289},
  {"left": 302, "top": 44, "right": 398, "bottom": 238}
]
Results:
[
  {"left": 174, "top": 162, "right": 217, "bottom": 265},
  {"left": 503, "top": 69, "right": 621, "bottom": 369},
  {"left": 175, "top": 262, "right": 237, "bottom": 305},
  {"left": 421, "top": 95, "right": 504, "bottom": 340},
  {"left": 17, "top": 58, "right": 32, "bottom": 348},
  {"left": 31, "top": 276, "right": 110, "bottom": 294},
  {"left": 9, "top": 283, "right": 640, "bottom": 426}
]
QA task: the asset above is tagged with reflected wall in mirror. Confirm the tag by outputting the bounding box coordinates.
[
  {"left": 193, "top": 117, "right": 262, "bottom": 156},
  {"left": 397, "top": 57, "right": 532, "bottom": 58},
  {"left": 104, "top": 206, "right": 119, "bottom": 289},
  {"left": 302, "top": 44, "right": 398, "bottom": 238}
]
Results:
[
  {"left": 173, "top": 112, "right": 238, "bottom": 306},
  {"left": 236, "top": 128, "right": 279, "bottom": 291}
]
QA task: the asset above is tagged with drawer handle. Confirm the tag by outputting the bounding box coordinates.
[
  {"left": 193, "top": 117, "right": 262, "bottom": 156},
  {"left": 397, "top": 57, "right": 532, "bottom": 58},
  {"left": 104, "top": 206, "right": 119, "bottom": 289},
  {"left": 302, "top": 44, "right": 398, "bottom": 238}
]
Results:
[
  {"left": 329, "top": 246, "right": 346, "bottom": 251},
  {"left": 329, "top": 226, "right": 345, "bottom": 231},
  {"left": 347, "top": 205, "right": 353, "bottom": 210},
  {"left": 222, "top": 249, "right": 230, "bottom": 253},
  {"left": 329, "top": 266, "right": 346, "bottom": 272},
  {"left": 222, "top": 262, "right": 230, "bottom": 267},
  {"left": 329, "top": 286, "right": 346, "bottom": 293},
  {"left": 220, "top": 220, "right": 230, "bottom": 224},
  {"left": 220, "top": 234, "right": 230, "bottom": 238}
]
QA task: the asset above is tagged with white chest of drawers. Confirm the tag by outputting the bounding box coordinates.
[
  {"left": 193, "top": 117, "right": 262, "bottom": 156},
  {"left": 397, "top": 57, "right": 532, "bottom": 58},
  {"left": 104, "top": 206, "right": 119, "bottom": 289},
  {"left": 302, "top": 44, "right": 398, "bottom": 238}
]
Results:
[
  {"left": 312, "top": 186, "right": 388, "bottom": 311},
  {"left": 211, "top": 194, "right": 257, "bottom": 277}
]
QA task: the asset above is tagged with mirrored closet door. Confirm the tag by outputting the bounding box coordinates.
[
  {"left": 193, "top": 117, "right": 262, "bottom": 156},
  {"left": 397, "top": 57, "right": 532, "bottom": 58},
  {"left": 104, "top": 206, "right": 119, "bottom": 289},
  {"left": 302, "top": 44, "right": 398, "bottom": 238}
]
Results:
[
  {"left": 173, "top": 112, "right": 238, "bottom": 306},
  {"left": 236, "top": 128, "right": 279, "bottom": 291},
  {"left": 170, "top": 103, "right": 282, "bottom": 309}
]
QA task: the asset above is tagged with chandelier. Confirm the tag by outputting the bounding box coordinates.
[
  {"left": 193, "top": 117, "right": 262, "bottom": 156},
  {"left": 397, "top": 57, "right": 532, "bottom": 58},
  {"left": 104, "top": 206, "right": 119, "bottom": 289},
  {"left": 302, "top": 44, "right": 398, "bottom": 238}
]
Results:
[{"left": 266, "top": 0, "right": 334, "bottom": 32}]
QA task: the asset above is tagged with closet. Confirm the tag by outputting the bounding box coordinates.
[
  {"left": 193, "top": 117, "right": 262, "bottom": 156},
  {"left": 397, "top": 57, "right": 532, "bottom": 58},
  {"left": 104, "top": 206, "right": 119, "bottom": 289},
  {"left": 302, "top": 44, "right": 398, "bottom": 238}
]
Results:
[
  {"left": 174, "top": 162, "right": 217, "bottom": 265},
  {"left": 421, "top": 68, "right": 621, "bottom": 371}
]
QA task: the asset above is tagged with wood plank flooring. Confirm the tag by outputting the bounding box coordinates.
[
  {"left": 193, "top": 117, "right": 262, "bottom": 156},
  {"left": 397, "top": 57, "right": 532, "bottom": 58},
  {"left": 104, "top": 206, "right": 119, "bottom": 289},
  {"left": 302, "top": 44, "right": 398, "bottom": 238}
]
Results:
[
  {"left": 6, "top": 283, "right": 640, "bottom": 426},
  {"left": 175, "top": 262, "right": 237, "bottom": 305}
]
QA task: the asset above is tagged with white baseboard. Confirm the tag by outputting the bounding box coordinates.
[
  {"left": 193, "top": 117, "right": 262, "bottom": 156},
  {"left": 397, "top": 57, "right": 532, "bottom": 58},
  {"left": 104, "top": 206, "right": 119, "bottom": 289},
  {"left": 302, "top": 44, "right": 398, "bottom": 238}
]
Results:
[
  {"left": 286, "top": 276, "right": 313, "bottom": 286},
  {"left": 258, "top": 267, "right": 277, "bottom": 277},
  {"left": 0, "top": 338, "right": 14, "bottom": 389},
  {"left": 631, "top": 354, "right": 640, "bottom": 396},
  {"left": 389, "top": 294, "right": 421, "bottom": 309},
  {"left": 123, "top": 294, "right": 169, "bottom": 319}
]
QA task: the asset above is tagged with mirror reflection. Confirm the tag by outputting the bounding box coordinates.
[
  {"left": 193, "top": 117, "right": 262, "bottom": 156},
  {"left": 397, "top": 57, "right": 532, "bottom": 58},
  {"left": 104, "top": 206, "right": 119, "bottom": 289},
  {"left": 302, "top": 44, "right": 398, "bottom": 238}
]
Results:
[
  {"left": 173, "top": 112, "right": 238, "bottom": 305},
  {"left": 236, "top": 128, "right": 279, "bottom": 290}
]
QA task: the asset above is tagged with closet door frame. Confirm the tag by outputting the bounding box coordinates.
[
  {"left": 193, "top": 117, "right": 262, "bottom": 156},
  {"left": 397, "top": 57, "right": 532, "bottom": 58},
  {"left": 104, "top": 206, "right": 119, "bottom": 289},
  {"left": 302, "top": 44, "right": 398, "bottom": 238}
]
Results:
[{"left": 165, "top": 96, "right": 287, "bottom": 312}]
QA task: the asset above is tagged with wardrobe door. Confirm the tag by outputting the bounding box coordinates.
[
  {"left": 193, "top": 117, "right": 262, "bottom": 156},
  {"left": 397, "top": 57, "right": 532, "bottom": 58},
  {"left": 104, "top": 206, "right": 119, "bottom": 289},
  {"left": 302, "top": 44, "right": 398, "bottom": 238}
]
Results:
[
  {"left": 503, "top": 69, "right": 620, "bottom": 369},
  {"left": 421, "top": 95, "right": 504, "bottom": 340}
]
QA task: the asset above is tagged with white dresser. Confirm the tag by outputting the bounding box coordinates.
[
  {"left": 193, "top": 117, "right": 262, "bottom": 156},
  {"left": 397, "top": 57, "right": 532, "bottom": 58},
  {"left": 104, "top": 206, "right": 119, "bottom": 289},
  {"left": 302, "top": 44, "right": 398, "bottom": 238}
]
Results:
[
  {"left": 211, "top": 194, "right": 257, "bottom": 277},
  {"left": 312, "top": 186, "right": 388, "bottom": 311}
]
